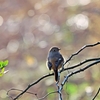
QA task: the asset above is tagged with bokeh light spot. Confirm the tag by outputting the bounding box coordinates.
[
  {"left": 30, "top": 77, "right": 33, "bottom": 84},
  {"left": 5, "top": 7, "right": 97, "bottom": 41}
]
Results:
[
  {"left": 36, "top": 14, "right": 55, "bottom": 34},
  {"left": 67, "top": 14, "right": 89, "bottom": 30},
  {"left": 38, "top": 14, "right": 50, "bottom": 26},
  {"left": 85, "top": 86, "right": 93, "bottom": 96},
  {"left": 0, "top": 90, "right": 7, "bottom": 99},
  {"left": 39, "top": 22, "right": 54, "bottom": 34},
  {"left": 67, "top": 0, "right": 91, "bottom": 6},
  {"left": 25, "top": 55, "right": 37, "bottom": 67},
  {"left": 67, "top": 16, "right": 75, "bottom": 26},
  {"left": 34, "top": 3, "right": 42, "bottom": 10},
  {"left": 0, "top": 48, "right": 8, "bottom": 60},
  {"left": 42, "top": 0, "right": 53, "bottom": 5},
  {"left": 7, "top": 40, "right": 19, "bottom": 53},
  {"left": 0, "top": 16, "right": 3, "bottom": 26},
  {"left": 38, "top": 40, "right": 48, "bottom": 48},
  {"left": 23, "top": 32, "right": 35, "bottom": 46},
  {"left": 79, "top": 0, "right": 91, "bottom": 5},
  {"left": 27, "top": 10, "right": 35, "bottom": 17},
  {"left": 74, "top": 14, "right": 89, "bottom": 30},
  {"left": 67, "top": 0, "right": 78, "bottom": 6},
  {"left": 6, "top": 18, "right": 19, "bottom": 33}
]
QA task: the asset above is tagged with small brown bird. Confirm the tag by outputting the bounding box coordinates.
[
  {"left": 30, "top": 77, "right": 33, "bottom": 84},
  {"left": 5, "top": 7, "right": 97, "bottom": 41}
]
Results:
[{"left": 47, "top": 47, "right": 64, "bottom": 81}]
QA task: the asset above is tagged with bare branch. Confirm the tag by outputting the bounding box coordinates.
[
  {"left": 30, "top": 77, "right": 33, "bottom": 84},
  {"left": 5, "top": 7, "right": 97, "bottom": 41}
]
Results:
[
  {"left": 12, "top": 73, "right": 54, "bottom": 100},
  {"left": 7, "top": 88, "right": 37, "bottom": 99},
  {"left": 41, "top": 59, "right": 100, "bottom": 100},
  {"left": 64, "top": 41, "right": 100, "bottom": 65},
  {"left": 57, "top": 85, "right": 63, "bottom": 100},
  {"left": 58, "top": 60, "right": 100, "bottom": 99},
  {"left": 92, "top": 88, "right": 100, "bottom": 100},
  {"left": 37, "top": 59, "right": 100, "bottom": 100},
  {"left": 38, "top": 91, "right": 58, "bottom": 100},
  {"left": 8, "top": 42, "right": 100, "bottom": 100},
  {"left": 10, "top": 57, "right": 100, "bottom": 100},
  {"left": 61, "top": 57, "right": 100, "bottom": 72}
]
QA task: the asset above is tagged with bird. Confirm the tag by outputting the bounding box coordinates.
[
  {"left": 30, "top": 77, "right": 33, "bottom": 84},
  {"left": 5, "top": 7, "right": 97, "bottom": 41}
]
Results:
[{"left": 47, "top": 47, "right": 64, "bottom": 82}]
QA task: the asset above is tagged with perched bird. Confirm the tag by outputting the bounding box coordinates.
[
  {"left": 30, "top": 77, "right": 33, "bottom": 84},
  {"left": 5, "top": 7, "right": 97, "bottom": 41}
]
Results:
[{"left": 47, "top": 47, "right": 64, "bottom": 82}]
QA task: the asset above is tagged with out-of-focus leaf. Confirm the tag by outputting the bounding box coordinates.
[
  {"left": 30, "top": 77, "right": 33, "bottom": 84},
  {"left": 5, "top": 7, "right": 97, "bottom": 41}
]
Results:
[
  {"left": 0, "top": 60, "right": 8, "bottom": 77},
  {"left": 0, "top": 60, "right": 9, "bottom": 69},
  {"left": 64, "top": 83, "right": 78, "bottom": 95},
  {"left": 0, "top": 61, "right": 3, "bottom": 69},
  {"left": 3, "top": 60, "right": 9, "bottom": 67},
  {"left": 47, "top": 87, "right": 55, "bottom": 93},
  {"left": 0, "top": 68, "right": 5, "bottom": 77},
  {"left": 47, "top": 87, "right": 55, "bottom": 100}
]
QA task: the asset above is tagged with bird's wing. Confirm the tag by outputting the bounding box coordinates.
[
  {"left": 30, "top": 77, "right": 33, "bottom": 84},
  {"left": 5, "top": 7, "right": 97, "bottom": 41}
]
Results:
[
  {"left": 55, "top": 55, "right": 64, "bottom": 68},
  {"left": 47, "top": 61, "right": 52, "bottom": 70}
]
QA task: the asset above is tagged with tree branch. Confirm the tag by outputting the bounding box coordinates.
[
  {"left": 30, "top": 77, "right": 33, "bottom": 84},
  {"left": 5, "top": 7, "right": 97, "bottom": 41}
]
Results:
[
  {"left": 38, "top": 59, "right": 100, "bottom": 100},
  {"left": 64, "top": 41, "right": 100, "bottom": 65},
  {"left": 7, "top": 42, "right": 100, "bottom": 100},
  {"left": 58, "top": 60, "right": 100, "bottom": 100},
  {"left": 8, "top": 57, "right": 100, "bottom": 100},
  {"left": 61, "top": 57, "right": 100, "bottom": 72},
  {"left": 7, "top": 88, "right": 37, "bottom": 99},
  {"left": 92, "top": 88, "right": 100, "bottom": 100},
  {"left": 38, "top": 91, "right": 58, "bottom": 100}
]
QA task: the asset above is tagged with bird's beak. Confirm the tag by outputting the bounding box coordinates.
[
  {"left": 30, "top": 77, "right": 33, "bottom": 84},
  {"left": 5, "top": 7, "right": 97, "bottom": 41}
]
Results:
[{"left": 59, "top": 48, "right": 61, "bottom": 50}]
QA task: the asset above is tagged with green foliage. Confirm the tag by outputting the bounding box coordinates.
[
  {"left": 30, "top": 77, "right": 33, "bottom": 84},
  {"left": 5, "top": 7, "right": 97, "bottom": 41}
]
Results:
[
  {"left": 64, "top": 83, "right": 78, "bottom": 95},
  {"left": 47, "top": 87, "right": 55, "bottom": 100},
  {"left": 0, "top": 60, "right": 9, "bottom": 77}
]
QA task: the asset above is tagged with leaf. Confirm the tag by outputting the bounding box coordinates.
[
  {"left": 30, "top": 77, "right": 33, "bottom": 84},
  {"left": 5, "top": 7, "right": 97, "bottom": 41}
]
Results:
[
  {"left": 47, "top": 87, "right": 55, "bottom": 93},
  {"left": 0, "top": 61, "right": 3, "bottom": 69},
  {"left": 3, "top": 60, "right": 9, "bottom": 67},
  {"left": 64, "top": 83, "right": 78, "bottom": 95},
  {"left": 0, "top": 60, "right": 9, "bottom": 69},
  {"left": 47, "top": 87, "right": 55, "bottom": 100},
  {"left": 0, "top": 60, "right": 9, "bottom": 77},
  {"left": 0, "top": 68, "right": 5, "bottom": 77}
]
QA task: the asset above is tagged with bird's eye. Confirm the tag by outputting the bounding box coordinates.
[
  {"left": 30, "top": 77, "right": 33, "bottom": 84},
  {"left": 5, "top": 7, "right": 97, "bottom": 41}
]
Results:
[{"left": 53, "top": 49, "right": 56, "bottom": 52}]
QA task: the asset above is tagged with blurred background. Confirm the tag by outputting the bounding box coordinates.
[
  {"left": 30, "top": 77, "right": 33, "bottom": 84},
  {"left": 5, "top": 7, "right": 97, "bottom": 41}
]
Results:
[{"left": 0, "top": 0, "right": 100, "bottom": 100}]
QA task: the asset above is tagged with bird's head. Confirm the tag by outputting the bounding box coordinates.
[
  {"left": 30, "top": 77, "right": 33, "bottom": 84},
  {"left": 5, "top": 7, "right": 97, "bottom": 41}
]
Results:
[{"left": 49, "top": 47, "right": 60, "bottom": 53}]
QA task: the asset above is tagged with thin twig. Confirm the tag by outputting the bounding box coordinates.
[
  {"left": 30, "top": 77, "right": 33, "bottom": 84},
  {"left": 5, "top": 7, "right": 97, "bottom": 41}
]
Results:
[
  {"left": 39, "top": 59, "right": 100, "bottom": 100},
  {"left": 38, "top": 91, "right": 58, "bottom": 100},
  {"left": 92, "top": 88, "right": 100, "bottom": 100},
  {"left": 7, "top": 88, "right": 37, "bottom": 99},
  {"left": 58, "top": 60, "right": 100, "bottom": 99},
  {"left": 11, "top": 58, "right": 100, "bottom": 100},
  {"left": 64, "top": 42, "right": 100, "bottom": 65},
  {"left": 61, "top": 57, "right": 100, "bottom": 72},
  {"left": 58, "top": 86, "right": 63, "bottom": 100},
  {"left": 12, "top": 73, "right": 54, "bottom": 100},
  {"left": 8, "top": 42, "right": 100, "bottom": 100}
]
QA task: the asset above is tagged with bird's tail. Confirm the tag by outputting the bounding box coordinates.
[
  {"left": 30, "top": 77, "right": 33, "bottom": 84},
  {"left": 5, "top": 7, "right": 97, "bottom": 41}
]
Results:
[{"left": 54, "top": 70, "right": 58, "bottom": 81}]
